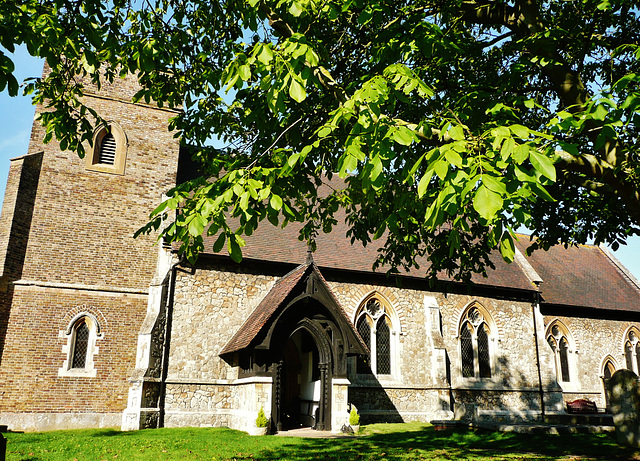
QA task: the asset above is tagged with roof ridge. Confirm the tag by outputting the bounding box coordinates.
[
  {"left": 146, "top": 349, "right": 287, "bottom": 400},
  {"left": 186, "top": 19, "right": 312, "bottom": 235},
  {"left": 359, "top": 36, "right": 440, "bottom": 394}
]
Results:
[{"left": 598, "top": 244, "right": 640, "bottom": 293}]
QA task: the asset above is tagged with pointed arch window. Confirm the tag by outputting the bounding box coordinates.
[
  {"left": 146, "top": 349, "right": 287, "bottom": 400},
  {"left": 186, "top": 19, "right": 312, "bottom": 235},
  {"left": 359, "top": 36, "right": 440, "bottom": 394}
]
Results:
[
  {"left": 459, "top": 305, "right": 495, "bottom": 379},
  {"left": 546, "top": 321, "right": 575, "bottom": 385},
  {"left": 58, "top": 313, "right": 102, "bottom": 377},
  {"left": 355, "top": 297, "right": 397, "bottom": 376},
  {"left": 603, "top": 359, "right": 616, "bottom": 380},
  {"left": 86, "top": 122, "right": 127, "bottom": 174},
  {"left": 71, "top": 319, "right": 90, "bottom": 369},
  {"left": 623, "top": 328, "right": 640, "bottom": 375}
]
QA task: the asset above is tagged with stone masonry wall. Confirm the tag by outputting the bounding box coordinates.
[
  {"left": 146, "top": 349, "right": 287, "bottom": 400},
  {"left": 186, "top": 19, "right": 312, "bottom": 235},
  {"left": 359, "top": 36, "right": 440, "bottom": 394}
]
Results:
[
  {"left": 168, "top": 262, "right": 279, "bottom": 381},
  {"left": 542, "top": 315, "right": 640, "bottom": 409},
  {"left": 165, "top": 261, "right": 638, "bottom": 427}
]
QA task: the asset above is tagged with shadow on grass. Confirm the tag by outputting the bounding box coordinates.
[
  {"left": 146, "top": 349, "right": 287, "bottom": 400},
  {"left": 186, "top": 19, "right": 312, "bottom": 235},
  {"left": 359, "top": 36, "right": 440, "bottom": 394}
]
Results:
[
  {"left": 5, "top": 425, "right": 640, "bottom": 461},
  {"left": 254, "top": 427, "right": 639, "bottom": 461}
]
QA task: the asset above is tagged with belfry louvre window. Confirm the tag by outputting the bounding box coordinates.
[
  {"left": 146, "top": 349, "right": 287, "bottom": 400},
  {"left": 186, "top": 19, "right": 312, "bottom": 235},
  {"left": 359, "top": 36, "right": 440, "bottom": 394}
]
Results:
[
  {"left": 86, "top": 122, "right": 127, "bottom": 174},
  {"left": 98, "top": 133, "right": 117, "bottom": 165},
  {"left": 71, "top": 320, "right": 90, "bottom": 369},
  {"left": 355, "top": 296, "right": 397, "bottom": 376}
]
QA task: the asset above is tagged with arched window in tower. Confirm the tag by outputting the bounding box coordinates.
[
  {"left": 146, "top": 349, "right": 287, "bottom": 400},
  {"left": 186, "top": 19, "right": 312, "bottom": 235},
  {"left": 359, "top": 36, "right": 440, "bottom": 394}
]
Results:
[
  {"left": 58, "top": 312, "right": 103, "bottom": 377},
  {"left": 354, "top": 296, "right": 398, "bottom": 376},
  {"left": 546, "top": 321, "right": 575, "bottom": 384},
  {"left": 623, "top": 327, "right": 640, "bottom": 375},
  {"left": 71, "top": 319, "right": 90, "bottom": 369},
  {"left": 458, "top": 304, "right": 495, "bottom": 379},
  {"left": 98, "top": 133, "right": 117, "bottom": 165},
  {"left": 86, "top": 122, "right": 128, "bottom": 174}
]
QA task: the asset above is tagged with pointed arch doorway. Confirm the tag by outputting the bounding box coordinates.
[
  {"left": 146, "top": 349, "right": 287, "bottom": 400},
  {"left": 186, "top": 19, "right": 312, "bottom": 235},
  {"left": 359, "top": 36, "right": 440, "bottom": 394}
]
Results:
[{"left": 279, "top": 327, "right": 326, "bottom": 430}]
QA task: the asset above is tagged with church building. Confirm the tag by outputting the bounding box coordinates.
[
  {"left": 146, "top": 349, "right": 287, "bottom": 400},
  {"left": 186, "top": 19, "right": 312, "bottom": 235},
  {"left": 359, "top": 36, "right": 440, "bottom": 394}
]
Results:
[{"left": 0, "top": 69, "right": 639, "bottom": 433}]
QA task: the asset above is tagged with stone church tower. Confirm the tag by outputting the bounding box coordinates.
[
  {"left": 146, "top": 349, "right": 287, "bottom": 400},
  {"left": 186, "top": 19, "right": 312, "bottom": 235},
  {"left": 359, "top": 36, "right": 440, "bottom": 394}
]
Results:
[{"left": 0, "top": 65, "right": 182, "bottom": 431}]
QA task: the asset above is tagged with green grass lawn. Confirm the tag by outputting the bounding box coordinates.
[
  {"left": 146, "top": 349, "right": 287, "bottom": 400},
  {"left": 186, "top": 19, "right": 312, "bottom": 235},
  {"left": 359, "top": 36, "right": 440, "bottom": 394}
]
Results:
[{"left": 3, "top": 422, "right": 639, "bottom": 461}]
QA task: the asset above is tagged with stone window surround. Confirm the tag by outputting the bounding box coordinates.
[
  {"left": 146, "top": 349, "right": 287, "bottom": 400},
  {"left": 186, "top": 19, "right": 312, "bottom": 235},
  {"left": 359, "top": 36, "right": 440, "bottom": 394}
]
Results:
[
  {"left": 545, "top": 319, "right": 579, "bottom": 392},
  {"left": 622, "top": 325, "right": 640, "bottom": 375},
  {"left": 455, "top": 302, "right": 498, "bottom": 383},
  {"left": 85, "top": 121, "right": 128, "bottom": 175},
  {"left": 353, "top": 293, "right": 400, "bottom": 379},
  {"left": 600, "top": 355, "right": 618, "bottom": 379},
  {"left": 58, "top": 312, "right": 103, "bottom": 378}
]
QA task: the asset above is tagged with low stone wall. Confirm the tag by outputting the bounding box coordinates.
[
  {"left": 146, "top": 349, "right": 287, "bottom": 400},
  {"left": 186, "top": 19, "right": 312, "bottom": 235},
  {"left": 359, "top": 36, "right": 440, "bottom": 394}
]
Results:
[
  {"left": 0, "top": 412, "right": 121, "bottom": 432},
  {"left": 163, "top": 378, "right": 272, "bottom": 433},
  {"left": 349, "top": 385, "right": 452, "bottom": 424}
]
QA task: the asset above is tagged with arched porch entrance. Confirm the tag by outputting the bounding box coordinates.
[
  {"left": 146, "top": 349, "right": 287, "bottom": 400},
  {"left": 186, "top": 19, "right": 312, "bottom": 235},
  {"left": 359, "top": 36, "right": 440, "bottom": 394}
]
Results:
[
  {"left": 278, "top": 327, "right": 329, "bottom": 430},
  {"left": 219, "top": 262, "right": 368, "bottom": 433}
]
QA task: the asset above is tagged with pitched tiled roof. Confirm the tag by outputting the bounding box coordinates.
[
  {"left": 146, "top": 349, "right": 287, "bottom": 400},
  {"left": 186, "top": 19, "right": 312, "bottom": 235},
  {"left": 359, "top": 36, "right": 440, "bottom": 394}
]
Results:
[
  {"left": 201, "top": 216, "right": 537, "bottom": 292},
  {"left": 219, "top": 263, "right": 308, "bottom": 356},
  {"left": 515, "top": 237, "right": 640, "bottom": 312}
]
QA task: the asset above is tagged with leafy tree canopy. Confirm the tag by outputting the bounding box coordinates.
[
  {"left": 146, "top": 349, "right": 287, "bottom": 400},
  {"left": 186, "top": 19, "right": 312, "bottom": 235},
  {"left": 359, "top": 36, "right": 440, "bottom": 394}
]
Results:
[{"left": 1, "top": 0, "right": 639, "bottom": 281}]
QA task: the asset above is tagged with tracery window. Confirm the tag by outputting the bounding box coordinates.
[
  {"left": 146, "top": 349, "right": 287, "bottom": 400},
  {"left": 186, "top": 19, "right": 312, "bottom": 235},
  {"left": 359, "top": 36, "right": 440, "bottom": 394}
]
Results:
[
  {"left": 623, "top": 327, "right": 640, "bottom": 375},
  {"left": 459, "top": 305, "right": 495, "bottom": 379},
  {"left": 546, "top": 321, "right": 575, "bottom": 384},
  {"left": 355, "top": 297, "right": 396, "bottom": 375}
]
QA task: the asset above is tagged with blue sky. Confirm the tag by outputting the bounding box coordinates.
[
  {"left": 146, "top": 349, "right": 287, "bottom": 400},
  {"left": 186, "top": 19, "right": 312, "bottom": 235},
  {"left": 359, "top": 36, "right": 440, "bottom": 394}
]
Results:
[{"left": 1, "top": 46, "right": 639, "bottom": 282}]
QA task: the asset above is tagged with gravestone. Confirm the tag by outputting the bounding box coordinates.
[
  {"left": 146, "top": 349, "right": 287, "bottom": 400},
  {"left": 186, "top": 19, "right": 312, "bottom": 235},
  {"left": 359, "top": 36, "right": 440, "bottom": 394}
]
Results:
[{"left": 607, "top": 369, "right": 640, "bottom": 448}]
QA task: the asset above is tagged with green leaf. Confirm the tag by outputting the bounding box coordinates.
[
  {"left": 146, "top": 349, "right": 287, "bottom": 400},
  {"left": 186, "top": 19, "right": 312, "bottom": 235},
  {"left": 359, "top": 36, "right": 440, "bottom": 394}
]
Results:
[
  {"left": 417, "top": 170, "right": 433, "bottom": 198},
  {"left": 500, "top": 231, "right": 515, "bottom": 263},
  {"left": 449, "top": 125, "right": 465, "bottom": 141},
  {"left": 257, "top": 45, "right": 274, "bottom": 65},
  {"left": 289, "top": 78, "right": 306, "bottom": 102},
  {"left": 509, "top": 124, "right": 529, "bottom": 139},
  {"left": 228, "top": 234, "right": 243, "bottom": 263},
  {"left": 473, "top": 185, "right": 503, "bottom": 220},
  {"left": 270, "top": 194, "right": 283, "bottom": 211},
  {"left": 212, "top": 232, "right": 226, "bottom": 253},
  {"left": 529, "top": 150, "right": 556, "bottom": 181},
  {"left": 238, "top": 64, "right": 251, "bottom": 81},
  {"left": 434, "top": 159, "right": 448, "bottom": 180},
  {"left": 188, "top": 214, "right": 206, "bottom": 237},
  {"left": 391, "top": 126, "right": 415, "bottom": 146},
  {"left": 482, "top": 175, "right": 507, "bottom": 195}
]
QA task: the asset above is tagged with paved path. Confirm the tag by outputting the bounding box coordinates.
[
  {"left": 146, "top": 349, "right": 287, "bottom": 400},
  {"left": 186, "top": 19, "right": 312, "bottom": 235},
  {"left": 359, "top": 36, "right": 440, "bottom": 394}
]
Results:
[{"left": 275, "top": 427, "right": 355, "bottom": 438}]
